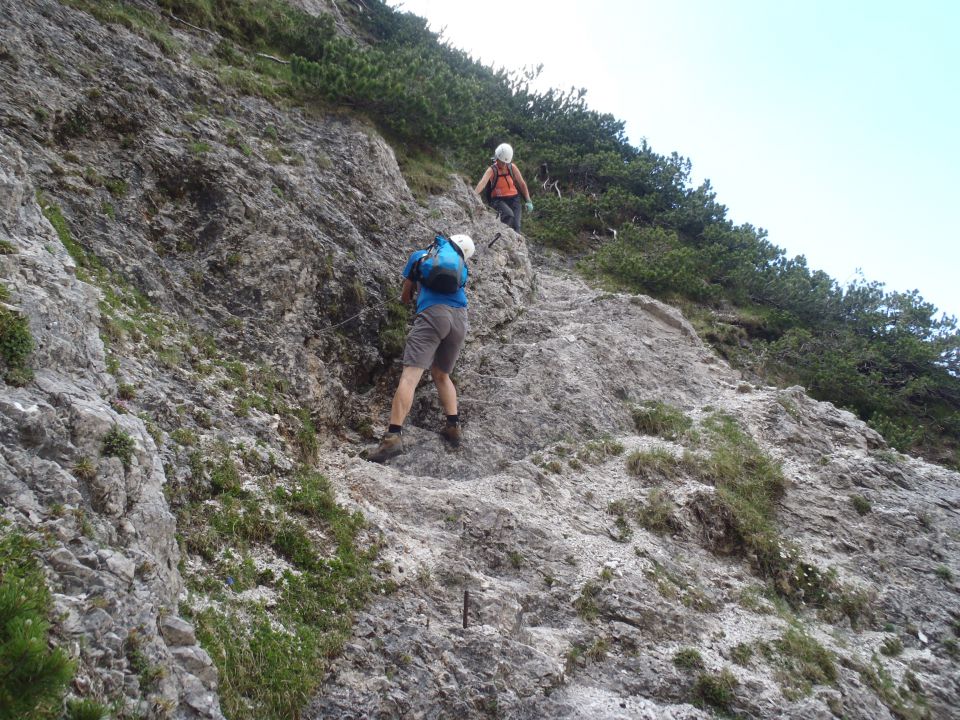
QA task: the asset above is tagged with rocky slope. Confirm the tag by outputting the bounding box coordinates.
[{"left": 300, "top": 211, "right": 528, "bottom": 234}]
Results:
[{"left": 1, "top": 1, "right": 958, "bottom": 719}]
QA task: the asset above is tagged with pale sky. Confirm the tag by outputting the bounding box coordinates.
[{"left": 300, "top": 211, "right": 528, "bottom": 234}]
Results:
[{"left": 392, "top": 0, "right": 960, "bottom": 322}]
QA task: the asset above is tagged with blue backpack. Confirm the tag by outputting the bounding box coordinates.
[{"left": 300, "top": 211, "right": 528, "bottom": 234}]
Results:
[{"left": 414, "top": 235, "right": 467, "bottom": 294}]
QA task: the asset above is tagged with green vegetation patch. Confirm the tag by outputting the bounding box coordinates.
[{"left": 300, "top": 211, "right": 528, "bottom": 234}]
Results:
[
  {"left": 730, "top": 642, "right": 754, "bottom": 666},
  {"left": 768, "top": 627, "right": 837, "bottom": 700},
  {"left": 625, "top": 447, "right": 685, "bottom": 480},
  {"left": 38, "top": 193, "right": 89, "bottom": 268},
  {"left": 636, "top": 488, "right": 677, "bottom": 534},
  {"left": 691, "top": 667, "right": 738, "bottom": 712},
  {"left": 577, "top": 436, "right": 624, "bottom": 464},
  {"left": 377, "top": 299, "right": 410, "bottom": 359},
  {"left": 38, "top": 198, "right": 189, "bottom": 372},
  {"left": 850, "top": 494, "right": 872, "bottom": 516},
  {"left": 688, "top": 413, "right": 872, "bottom": 624},
  {"left": 61, "top": 0, "right": 181, "bottom": 56},
  {"left": 0, "top": 304, "right": 34, "bottom": 386},
  {"left": 673, "top": 647, "right": 705, "bottom": 671},
  {"left": 691, "top": 413, "right": 784, "bottom": 557},
  {"left": 395, "top": 149, "right": 452, "bottom": 203},
  {"left": 631, "top": 400, "right": 693, "bottom": 440},
  {"left": 173, "top": 460, "right": 377, "bottom": 720},
  {"left": 287, "top": 408, "right": 318, "bottom": 463},
  {"left": 0, "top": 525, "right": 76, "bottom": 718},
  {"left": 65, "top": 697, "right": 110, "bottom": 720},
  {"left": 573, "top": 581, "right": 602, "bottom": 622},
  {"left": 850, "top": 655, "right": 929, "bottom": 720},
  {"left": 606, "top": 500, "right": 632, "bottom": 543},
  {"left": 101, "top": 424, "right": 136, "bottom": 467},
  {"left": 644, "top": 559, "right": 718, "bottom": 612}
]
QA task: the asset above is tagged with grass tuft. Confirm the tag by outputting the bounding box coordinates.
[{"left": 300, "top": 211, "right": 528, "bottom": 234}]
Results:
[
  {"left": 692, "top": 667, "right": 738, "bottom": 711},
  {"left": 626, "top": 447, "right": 684, "bottom": 480},
  {"left": 770, "top": 627, "right": 837, "bottom": 699},
  {"left": 632, "top": 401, "right": 692, "bottom": 440},
  {"left": 673, "top": 647, "right": 705, "bottom": 670}
]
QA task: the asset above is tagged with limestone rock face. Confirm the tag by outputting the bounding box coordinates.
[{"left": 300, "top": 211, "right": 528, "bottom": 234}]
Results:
[
  {"left": 307, "top": 272, "right": 960, "bottom": 720},
  {"left": 0, "top": 138, "right": 216, "bottom": 716},
  {"left": 0, "top": 2, "right": 958, "bottom": 720}
]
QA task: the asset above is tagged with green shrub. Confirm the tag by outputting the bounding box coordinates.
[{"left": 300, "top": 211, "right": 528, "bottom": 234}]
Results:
[
  {"left": 0, "top": 307, "right": 34, "bottom": 385},
  {"left": 117, "top": 382, "right": 137, "bottom": 400},
  {"left": 0, "top": 527, "right": 76, "bottom": 718},
  {"left": 673, "top": 647, "right": 704, "bottom": 670},
  {"left": 606, "top": 500, "right": 633, "bottom": 542},
  {"left": 868, "top": 412, "right": 924, "bottom": 454},
  {"left": 524, "top": 194, "right": 593, "bottom": 252},
  {"left": 170, "top": 427, "right": 198, "bottom": 446},
  {"left": 850, "top": 494, "right": 872, "bottom": 515},
  {"left": 585, "top": 636, "right": 610, "bottom": 661},
  {"left": 101, "top": 424, "right": 135, "bottom": 467},
  {"left": 592, "top": 224, "right": 714, "bottom": 300},
  {"left": 103, "top": 177, "right": 128, "bottom": 197}
]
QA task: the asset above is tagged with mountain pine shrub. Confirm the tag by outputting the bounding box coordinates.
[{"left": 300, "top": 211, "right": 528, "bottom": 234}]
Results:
[
  {"left": 0, "top": 526, "right": 76, "bottom": 719},
  {"left": 0, "top": 306, "right": 33, "bottom": 386}
]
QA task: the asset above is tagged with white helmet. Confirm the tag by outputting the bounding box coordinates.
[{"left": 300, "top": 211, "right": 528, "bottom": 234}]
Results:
[
  {"left": 494, "top": 143, "right": 513, "bottom": 163},
  {"left": 449, "top": 234, "right": 475, "bottom": 260}
]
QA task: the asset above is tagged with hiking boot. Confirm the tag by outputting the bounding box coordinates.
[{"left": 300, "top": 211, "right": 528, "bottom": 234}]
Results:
[
  {"left": 366, "top": 432, "right": 403, "bottom": 463},
  {"left": 440, "top": 424, "right": 462, "bottom": 448}
]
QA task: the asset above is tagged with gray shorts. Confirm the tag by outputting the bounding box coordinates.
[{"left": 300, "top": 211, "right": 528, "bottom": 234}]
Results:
[{"left": 402, "top": 304, "right": 468, "bottom": 374}]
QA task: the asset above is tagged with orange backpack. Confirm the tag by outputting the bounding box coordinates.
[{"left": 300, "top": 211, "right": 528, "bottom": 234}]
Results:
[{"left": 483, "top": 163, "right": 518, "bottom": 204}]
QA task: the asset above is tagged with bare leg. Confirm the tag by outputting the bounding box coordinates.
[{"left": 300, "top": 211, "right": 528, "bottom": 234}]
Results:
[
  {"left": 389, "top": 366, "right": 425, "bottom": 426},
  {"left": 431, "top": 366, "right": 458, "bottom": 416}
]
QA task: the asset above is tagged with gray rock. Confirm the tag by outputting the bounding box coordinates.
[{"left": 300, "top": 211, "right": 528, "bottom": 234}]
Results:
[
  {"left": 171, "top": 646, "right": 218, "bottom": 687},
  {"left": 160, "top": 616, "right": 198, "bottom": 647}
]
